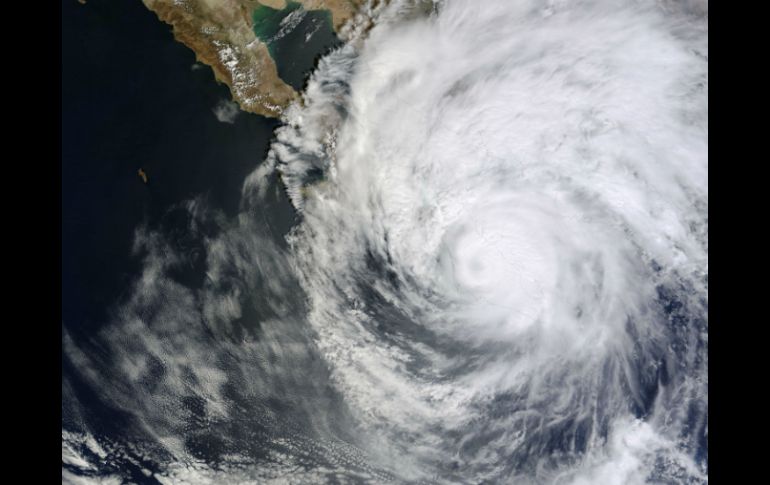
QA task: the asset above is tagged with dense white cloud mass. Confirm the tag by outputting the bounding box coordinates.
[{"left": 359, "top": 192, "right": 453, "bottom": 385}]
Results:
[
  {"left": 64, "top": 0, "right": 707, "bottom": 483},
  {"left": 271, "top": 0, "right": 707, "bottom": 481}
]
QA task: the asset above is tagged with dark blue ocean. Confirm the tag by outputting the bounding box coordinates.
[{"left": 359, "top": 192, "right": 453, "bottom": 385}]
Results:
[
  {"left": 62, "top": 0, "right": 338, "bottom": 481},
  {"left": 62, "top": 2, "right": 707, "bottom": 483}
]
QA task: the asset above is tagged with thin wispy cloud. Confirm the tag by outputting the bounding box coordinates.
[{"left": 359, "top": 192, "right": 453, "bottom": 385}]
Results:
[
  {"left": 212, "top": 98, "right": 240, "bottom": 124},
  {"left": 64, "top": 0, "right": 707, "bottom": 482}
]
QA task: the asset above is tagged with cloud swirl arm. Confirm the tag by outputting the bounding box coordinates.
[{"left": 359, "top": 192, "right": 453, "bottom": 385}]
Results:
[
  {"left": 268, "top": 0, "right": 707, "bottom": 481},
  {"left": 63, "top": 0, "right": 707, "bottom": 482}
]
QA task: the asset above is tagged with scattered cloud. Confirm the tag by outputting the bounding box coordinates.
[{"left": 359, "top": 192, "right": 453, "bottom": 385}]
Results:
[{"left": 212, "top": 98, "right": 240, "bottom": 124}]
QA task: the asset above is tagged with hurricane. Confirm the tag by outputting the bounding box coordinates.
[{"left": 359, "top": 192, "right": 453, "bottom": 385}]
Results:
[{"left": 63, "top": 0, "right": 707, "bottom": 483}]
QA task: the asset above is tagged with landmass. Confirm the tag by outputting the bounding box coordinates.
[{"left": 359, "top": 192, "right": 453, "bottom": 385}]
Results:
[{"left": 141, "top": 0, "right": 367, "bottom": 118}]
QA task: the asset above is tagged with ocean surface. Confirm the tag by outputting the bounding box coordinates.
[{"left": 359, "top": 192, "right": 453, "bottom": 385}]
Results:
[
  {"left": 62, "top": 0, "right": 322, "bottom": 479},
  {"left": 62, "top": 1, "right": 707, "bottom": 483},
  {"left": 60, "top": 0, "right": 341, "bottom": 335},
  {"left": 253, "top": 0, "right": 340, "bottom": 91}
]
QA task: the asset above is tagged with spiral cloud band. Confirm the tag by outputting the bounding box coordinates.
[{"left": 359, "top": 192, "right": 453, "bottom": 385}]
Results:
[
  {"left": 272, "top": 0, "right": 707, "bottom": 481},
  {"left": 63, "top": 0, "right": 707, "bottom": 482}
]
